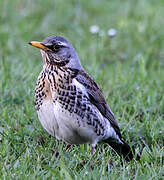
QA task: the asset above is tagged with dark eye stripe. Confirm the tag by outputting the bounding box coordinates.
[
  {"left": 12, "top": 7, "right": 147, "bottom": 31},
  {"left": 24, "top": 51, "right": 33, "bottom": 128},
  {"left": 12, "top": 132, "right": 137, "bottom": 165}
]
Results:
[
  {"left": 46, "top": 44, "right": 65, "bottom": 51},
  {"left": 53, "top": 45, "right": 61, "bottom": 51}
]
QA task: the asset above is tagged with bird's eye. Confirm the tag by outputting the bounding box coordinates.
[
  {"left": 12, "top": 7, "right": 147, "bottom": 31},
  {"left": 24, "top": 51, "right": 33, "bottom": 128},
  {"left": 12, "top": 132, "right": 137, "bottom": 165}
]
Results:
[{"left": 53, "top": 44, "right": 61, "bottom": 51}]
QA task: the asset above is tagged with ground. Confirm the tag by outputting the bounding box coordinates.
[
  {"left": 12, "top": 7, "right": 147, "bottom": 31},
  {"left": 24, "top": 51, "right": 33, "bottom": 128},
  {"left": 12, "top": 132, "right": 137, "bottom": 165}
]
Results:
[{"left": 0, "top": 0, "right": 164, "bottom": 179}]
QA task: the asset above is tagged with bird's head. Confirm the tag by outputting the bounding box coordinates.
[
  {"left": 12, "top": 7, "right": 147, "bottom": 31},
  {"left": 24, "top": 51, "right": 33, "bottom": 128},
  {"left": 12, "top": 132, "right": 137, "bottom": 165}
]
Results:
[{"left": 29, "top": 36, "right": 82, "bottom": 69}]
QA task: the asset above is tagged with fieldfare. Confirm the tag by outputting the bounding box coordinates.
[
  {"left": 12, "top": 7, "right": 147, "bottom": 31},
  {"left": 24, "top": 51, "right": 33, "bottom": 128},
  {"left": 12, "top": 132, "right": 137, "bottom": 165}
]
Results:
[{"left": 29, "top": 36, "right": 137, "bottom": 161}]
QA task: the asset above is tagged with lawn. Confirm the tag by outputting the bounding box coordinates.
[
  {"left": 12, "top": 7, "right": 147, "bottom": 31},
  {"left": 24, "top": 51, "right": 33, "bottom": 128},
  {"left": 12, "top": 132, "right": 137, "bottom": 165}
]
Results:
[{"left": 0, "top": 0, "right": 164, "bottom": 179}]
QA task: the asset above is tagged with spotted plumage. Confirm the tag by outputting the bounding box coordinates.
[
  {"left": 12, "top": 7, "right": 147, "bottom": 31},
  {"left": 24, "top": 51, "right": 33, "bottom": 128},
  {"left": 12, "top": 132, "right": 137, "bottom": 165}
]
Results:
[{"left": 29, "top": 36, "right": 139, "bottom": 161}]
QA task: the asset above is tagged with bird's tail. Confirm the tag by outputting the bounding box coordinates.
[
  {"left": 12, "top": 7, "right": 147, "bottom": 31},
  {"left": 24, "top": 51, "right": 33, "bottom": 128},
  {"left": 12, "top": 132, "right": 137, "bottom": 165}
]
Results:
[{"left": 104, "top": 139, "right": 139, "bottom": 161}]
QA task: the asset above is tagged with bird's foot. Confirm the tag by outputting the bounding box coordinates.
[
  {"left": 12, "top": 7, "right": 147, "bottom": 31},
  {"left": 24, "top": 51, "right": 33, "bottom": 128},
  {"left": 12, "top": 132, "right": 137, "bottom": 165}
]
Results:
[
  {"left": 64, "top": 144, "right": 71, "bottom": 152},
  {"left": 91, "top": 145, "right": 96, "bottom": 155}
]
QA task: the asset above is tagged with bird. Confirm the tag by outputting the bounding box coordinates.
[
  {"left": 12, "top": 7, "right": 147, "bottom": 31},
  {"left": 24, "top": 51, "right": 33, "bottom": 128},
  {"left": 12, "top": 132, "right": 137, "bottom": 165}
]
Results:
[{"left": 28, "top": 36, "right": 138, "bottom": 161}]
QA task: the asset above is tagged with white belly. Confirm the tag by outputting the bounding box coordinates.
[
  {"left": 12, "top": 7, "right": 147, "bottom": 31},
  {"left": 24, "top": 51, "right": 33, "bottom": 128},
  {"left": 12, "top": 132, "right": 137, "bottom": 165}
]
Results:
[
  {"left": 53, "top": 101, "right": 100, "bottom": 145},
  {"left": 37, "top": 99, "right": 120, "bottom": 146},
  {"left": 37, "top": 100, "right": 59, "bottom": 138}
]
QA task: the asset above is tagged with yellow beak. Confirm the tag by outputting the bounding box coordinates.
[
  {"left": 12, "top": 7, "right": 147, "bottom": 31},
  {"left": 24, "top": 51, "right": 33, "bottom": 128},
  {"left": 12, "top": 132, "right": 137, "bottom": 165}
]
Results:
[{"left": 28, "top": 41, "right": 50, "bottom": 50}]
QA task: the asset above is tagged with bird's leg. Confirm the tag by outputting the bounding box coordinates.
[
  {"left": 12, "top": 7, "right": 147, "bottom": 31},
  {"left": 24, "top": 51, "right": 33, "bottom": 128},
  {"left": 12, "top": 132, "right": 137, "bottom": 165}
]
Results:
[
  {"left": 64, "top": 144, "right": 71, "bottom": 152},
  {"left": 91, "top": 145, "right": 96, "bottom": 155}
]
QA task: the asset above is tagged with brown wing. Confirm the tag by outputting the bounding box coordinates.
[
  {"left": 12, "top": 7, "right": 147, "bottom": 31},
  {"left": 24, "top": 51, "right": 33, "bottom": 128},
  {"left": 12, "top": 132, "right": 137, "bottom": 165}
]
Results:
[{"left": 76, "top": 70, "right": 122, "bottom": 138}]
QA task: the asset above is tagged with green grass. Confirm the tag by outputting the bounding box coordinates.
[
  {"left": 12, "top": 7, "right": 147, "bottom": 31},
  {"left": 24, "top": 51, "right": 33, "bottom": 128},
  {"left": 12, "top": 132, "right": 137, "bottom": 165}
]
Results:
[{"left": 0, "top": 0, "right": 164, "bottom": 179}]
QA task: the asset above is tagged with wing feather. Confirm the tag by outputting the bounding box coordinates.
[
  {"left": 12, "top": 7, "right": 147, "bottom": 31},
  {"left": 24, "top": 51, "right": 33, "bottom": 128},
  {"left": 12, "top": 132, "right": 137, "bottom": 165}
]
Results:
[{"left": 75, "top": 70, "right": 122, "bottom": 138}]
